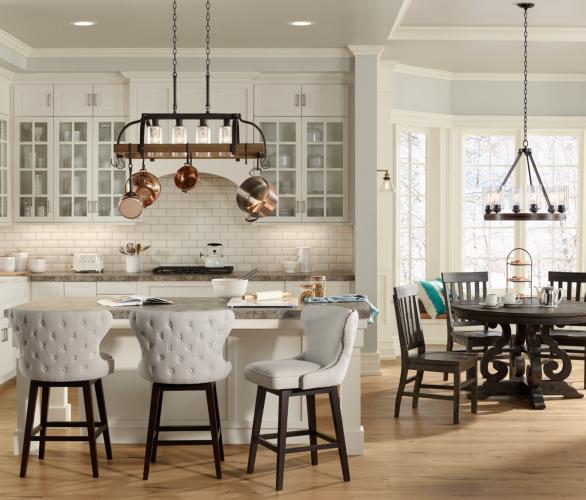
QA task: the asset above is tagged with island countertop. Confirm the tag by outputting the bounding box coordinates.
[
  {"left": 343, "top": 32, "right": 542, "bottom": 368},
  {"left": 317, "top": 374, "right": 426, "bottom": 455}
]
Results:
[
  {"left": 11, "top": 297, "right": 371, "bottom": 320},
  {"left": 27, "top": 271, "right": 355, "bottom": 283}
]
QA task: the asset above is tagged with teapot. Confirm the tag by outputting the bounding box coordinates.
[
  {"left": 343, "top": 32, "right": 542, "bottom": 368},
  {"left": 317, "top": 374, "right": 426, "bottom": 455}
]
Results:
[
  {"left": 534, "top": 285, "right": 563, "bottom": 308},
  {"left": 200, "top": 242, "right": 224, "bottom": 268}
]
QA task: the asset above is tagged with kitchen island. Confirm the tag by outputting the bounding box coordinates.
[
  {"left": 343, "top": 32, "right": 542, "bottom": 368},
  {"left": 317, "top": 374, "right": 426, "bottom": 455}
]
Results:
[{"left": 11, "top": 297, "right": 370, "bottom": 456}]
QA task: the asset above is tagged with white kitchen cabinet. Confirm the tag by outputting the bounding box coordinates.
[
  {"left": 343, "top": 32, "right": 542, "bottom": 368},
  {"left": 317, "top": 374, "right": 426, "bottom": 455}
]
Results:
[
  {"left": 14, "top": 118, "right": 53, "bottom": 222},
  {"left": 53, "top": 83, "right": 128, "bottom": 117},
  {"left": 92, "top": 84, "right": 128, "bottom": 117},
  {"left": 0, "top": 117, "right": 9, "bottom": 222},
  {"left": 93, "top": 118, "right": 129, "bottom": 221},
  {"left": 97, "top": 282, "right": 138, "bottom": 296},
  {"left": 0, "top": 277, "right": 29, "bottom": 384},
  {"left": 14, "top": 84, "right": 54, "bottom": 117},
  {"left": 64, "top": 282, "right": 97, "bottom": 297},
  {"left": 31, "top": 282, "right": 64, "bottom": 299},
  {"left": 256, "top": 117, "right": 348, "bottom": 222},
  {"left": 254, "top": 83, "right": 348, "bottom": 118},
  {"left": 54, "top": 118, "right": 92, "bottom": 221}
]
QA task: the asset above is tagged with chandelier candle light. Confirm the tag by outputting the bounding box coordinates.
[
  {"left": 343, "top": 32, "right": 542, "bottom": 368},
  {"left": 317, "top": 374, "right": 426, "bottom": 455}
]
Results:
[
  {"left": 483, "top": 3, "right": 567, "bottom": 222},
  {"left": 111, "top": 0, "right": 276, "bottom": 221}
]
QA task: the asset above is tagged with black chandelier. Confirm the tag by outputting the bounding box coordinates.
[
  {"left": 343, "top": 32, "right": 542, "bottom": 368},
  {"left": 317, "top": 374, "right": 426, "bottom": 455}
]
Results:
[
  {"left": 483, "top": 3, "right": 567, "bottom": 222},
  {"left": 112, "top": 0, "right": 276, "bottom": 222}
]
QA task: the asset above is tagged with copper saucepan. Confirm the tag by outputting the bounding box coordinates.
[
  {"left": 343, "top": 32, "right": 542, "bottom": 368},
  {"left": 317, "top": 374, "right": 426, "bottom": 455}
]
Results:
[
  {"left": 174, "top": 163, "right": 199, "bottom": 192},
  {"left": 125, "top": 170, "right": 161, "bottom": 207},
  {"left": 236, "top": 176, "right": 278, "bottom": 222}
]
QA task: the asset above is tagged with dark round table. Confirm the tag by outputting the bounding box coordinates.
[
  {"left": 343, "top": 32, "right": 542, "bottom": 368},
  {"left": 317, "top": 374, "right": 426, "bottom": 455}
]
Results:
[{"left": 451, "top": 300, "right": 586, "bottom": 409}]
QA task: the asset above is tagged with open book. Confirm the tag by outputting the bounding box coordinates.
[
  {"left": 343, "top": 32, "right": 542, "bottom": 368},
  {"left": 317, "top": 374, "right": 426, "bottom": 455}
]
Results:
[{"left": 97, "top": 295, "right": 173, "bottom": 307}]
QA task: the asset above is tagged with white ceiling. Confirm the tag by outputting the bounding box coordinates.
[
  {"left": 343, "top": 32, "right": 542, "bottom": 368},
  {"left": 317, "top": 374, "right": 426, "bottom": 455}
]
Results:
[{"left": 0, "top": 0, "right": 402, "bottom": 49}]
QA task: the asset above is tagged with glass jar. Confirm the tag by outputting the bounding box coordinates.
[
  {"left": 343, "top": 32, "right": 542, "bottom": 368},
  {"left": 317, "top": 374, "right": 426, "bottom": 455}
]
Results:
[
  {"left": 311, "top": 275, "right": 326, "bottom": 298},
  {"left": 299, "top": 283, "right": 316, "bottom": 306}
]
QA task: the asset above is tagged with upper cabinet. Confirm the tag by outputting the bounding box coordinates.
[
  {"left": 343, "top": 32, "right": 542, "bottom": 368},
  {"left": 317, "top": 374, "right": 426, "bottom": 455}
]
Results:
[
  {"left": 0, "top": 117, "right": 8, "bottom": 222},
  {"left": 14, "top": 83, "right": 128, "bottom": 117},
  {"left": 14, "top": 85, "right": 54, "bottom": 117},
  {"left": 254, "top": 83, "right": 348, "bottom": 117}
]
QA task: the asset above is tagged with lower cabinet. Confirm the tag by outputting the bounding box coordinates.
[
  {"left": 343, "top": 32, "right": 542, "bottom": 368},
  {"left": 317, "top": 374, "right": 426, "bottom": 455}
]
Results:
[{"left": 0, "top": 278, "right": 29, "bottom": 384}]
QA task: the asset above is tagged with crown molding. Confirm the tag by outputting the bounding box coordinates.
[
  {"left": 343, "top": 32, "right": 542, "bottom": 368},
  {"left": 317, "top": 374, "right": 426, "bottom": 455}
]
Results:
[
  {"left": 390, "top": 109, "right": 454, "bottom": 128},
  {"left": 347, "top": 45, "right": 384, "bottom": 57},
  {"left": 0, "top": 28, "right": 31, "bottom": 57},
  {"left": 29, "top": 47, "right": 352, "bottom": 59},
  {"left": 387, "top": 0, "right": 413, "bottom": 40},
  {"left": 394, "top": 63, "right": 586, "bottom": 82},
  {"left": 390, "top": 26, "right": 586, "bottom": 42}
]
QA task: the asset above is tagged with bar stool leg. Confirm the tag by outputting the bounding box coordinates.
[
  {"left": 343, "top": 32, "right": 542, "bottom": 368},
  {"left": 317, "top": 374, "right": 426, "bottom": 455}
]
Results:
[
  {"left": 94, "top": 379, "right": 112, "bottom": 460},
  {"left": 213, "top": 382, "right": 224, "bottom": 461},
  {"left": 247, "top": 386, "right": 266, "bottom": 474},
  {"left": 20, "top": 381, "right": 39, "bottom": 478},
  {"left": 151, "top": 386, "right": 163, "bottom": 463},
  {"left": 276, "top": 390, "right": 291, "bottom": 491},
  {"left": 329, "top": 386, "right": 350, "bottom": 482},
  {"left": 306, "top": 394, "right": 318, "bottom": 465},
  {"left": 82, "top": 381, "right": 99, "bottom": 478},
  {"left": 38, "top": 385, "right": 50, "bottom": 460},
  {"left": 143, "top": 383, "right": 160, "bottom": 480},
  {"left": 205, "top": 383, "right": 222, "bottom": 479}
]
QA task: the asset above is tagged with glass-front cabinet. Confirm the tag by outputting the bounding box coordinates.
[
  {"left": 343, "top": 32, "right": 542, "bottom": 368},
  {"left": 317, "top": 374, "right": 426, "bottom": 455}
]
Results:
[
  {"left": 258, "top": 118, "right": 302, "bottom": 220},
  {"left": 55, "top": 119, "right": 91, "bottom": 221},
  {"left": 15, "top": 119, "right": 52, "bottom": 221},
  {"left": 94, "top": 119, "right": 127, "bottom": 221},
  {"left": 256, "top": 116, "right": 347, "bottom": 222},
  {"left": 303, "top": 118, "right": 346, "bottom": 221},
  {"left": 0, "top": 117, "right": 8, "bottom": 222}
]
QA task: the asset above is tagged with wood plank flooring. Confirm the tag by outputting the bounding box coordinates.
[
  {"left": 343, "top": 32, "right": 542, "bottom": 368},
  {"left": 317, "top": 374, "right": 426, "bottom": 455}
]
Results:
[{"left": 1, "top": 360, "right": 586, "bottom": 499}]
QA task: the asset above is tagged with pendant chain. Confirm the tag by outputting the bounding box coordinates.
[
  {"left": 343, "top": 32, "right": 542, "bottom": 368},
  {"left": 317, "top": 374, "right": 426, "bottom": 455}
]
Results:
[
  {"left": 171, "top": 0, "right": 178, "bottom": 113},
  {"left": 522, "top": 5, "right": 528, "bottom": 148},
  {"left": 205, "top": 0, "right": 211, "bottom": 113}
]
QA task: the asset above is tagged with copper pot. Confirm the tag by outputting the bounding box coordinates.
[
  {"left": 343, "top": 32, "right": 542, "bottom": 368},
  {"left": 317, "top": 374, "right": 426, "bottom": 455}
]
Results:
[
  {"left": 125, "top": 170, "right": 161, "bottom": 207},
  {"left": 174, "top": 163, "right": 199, "bottom": 192},
  {"left": 118, "top": 191, "right": 144, "bottom": 219},
  {"left": 236, "top": 176, "right": 278, "bottom": 222}
]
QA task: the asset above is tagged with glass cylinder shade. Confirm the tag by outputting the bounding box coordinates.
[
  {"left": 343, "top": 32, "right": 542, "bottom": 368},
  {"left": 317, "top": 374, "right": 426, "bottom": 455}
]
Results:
[
  {"left": 146, "top": 124, "right": 163, "bottom": 145},
  {"left": 528, "top": 185, "right": 540, "bottom": 213},
  {"left": 507, "top": 186, "right": 522, "bottom": 213},
  {"left": 556, "top": 185, "right": 569, "bottom": 213},
  {"left": 171, "top": 124, "right": 187, "bottom": 144},
  {"left": 195, "top": 124, "right": 211, "bottom": 144},
  {"left": 218, "top": 124, "right": 232, "bottom": 144}
]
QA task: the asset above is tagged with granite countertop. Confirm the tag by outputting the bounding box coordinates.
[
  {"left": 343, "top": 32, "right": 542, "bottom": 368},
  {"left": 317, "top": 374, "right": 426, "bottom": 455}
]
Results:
[
  {"left": 11, "top": 297, "right": 370, "bottom": 320},
  {"left": 27, "top": 271, "right": 355, "bottom": 282}
]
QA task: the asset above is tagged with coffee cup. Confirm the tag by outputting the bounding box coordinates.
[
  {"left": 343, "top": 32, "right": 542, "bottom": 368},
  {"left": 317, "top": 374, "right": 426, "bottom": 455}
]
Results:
[
  {"left": 485, "top": 293, "right": 500, "bottom": 306},
  {"left": 504, "top": 292, "right": 518, "bottom": 305}
]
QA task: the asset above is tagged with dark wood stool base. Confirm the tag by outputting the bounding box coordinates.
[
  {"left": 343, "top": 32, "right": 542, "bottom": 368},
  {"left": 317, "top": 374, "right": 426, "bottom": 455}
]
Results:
[
  {"left": 20, "top": 378, "right": 112, "bottom": 479},
  {"left": 143, "top": 381, "right": 224, "bottom": 480},
  {"left": 247, "top": 385, "right": 350, "bottom": 491}
]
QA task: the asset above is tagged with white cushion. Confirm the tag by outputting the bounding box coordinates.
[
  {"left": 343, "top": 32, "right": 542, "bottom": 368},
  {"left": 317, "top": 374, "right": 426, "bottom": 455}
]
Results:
[{"left": 244, "top": 359, "right": 321, "bottom": 390}]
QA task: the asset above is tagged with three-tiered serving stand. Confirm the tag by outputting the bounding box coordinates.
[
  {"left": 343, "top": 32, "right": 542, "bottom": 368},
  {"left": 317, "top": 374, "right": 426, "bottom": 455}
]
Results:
[{"left": 506, "top": 247, "right": 533, "bottom": 303}]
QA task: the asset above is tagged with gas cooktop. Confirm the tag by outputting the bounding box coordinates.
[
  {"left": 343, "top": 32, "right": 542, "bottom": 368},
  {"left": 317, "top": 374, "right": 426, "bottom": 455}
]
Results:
[{"left": 152, "top": 265, "right": 234, "bottom": 275}]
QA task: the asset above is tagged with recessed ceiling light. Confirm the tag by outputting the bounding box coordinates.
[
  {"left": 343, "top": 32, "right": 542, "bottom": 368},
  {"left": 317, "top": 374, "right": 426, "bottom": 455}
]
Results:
[
  {"left": 287, "top": 20, "right": 314, "bottom": 27},
  {"left": 70, "top": 20, "right": 97, "bottom": 27}
]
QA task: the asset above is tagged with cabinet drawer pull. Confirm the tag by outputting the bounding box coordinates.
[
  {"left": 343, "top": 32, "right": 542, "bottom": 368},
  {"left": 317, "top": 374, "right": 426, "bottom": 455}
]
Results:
[
  {"left": 87, "top": 93, "right": 92, "bottom": 106},
  {"left": 301, "top": 93, "right": 306, "bottom": 107},
  {"left": 1, "top": 328, "right": 8, "bottom": 343},
  {"left": 93, "top": 93, "right": 98, "bottom": 107},
  {"left": 47, "top": 93, "right": 52, "bottom": 107},
  {"left": 294, "top": 94, "right": 300, "bottom": 107}
]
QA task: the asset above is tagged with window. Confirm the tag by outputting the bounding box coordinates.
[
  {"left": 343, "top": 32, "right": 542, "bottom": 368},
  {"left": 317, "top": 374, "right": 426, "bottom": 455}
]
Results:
[
  {"left": 463, "top": 134, "right": 516, "bottom": 288},
  {"left": 526, "top": 134, "right": 579, "bottom": 284},
  {"left": 398, "top": 130, "right": 427, "bottom": 284}
]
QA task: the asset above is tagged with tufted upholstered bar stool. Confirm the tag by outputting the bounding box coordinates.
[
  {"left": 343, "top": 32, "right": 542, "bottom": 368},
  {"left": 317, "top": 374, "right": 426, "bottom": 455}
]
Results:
[
  {"left": 130, "top": 309, "right": 234, "bottom": 480},
  {"left": 245, "top": 305, "right": 358, "bottom": 491},
  {"left": 10, "top": 309, "right": 114, "bottom": 478}
]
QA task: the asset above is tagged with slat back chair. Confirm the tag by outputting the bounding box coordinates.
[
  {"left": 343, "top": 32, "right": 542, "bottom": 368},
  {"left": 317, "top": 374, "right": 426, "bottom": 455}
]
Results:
[
  {"left": 393, "top": 284, "right": 478, "bottom": 424},
  {"left": 548, "top": 271, "right": 586, "bottom": 388}
]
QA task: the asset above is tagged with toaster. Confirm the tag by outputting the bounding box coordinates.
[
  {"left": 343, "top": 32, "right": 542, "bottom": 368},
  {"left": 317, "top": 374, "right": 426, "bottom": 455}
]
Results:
[{"left": 72, "top": 253, "right": 104, "bottom": 273}]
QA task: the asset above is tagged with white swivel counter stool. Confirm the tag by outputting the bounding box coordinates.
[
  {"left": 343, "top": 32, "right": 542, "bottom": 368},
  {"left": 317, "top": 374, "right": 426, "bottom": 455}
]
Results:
[
  {"left": 130, "top": 309, "right": 234, "bottom": 480},
  {"left": 244, "top": 305, "right": 358, "bottom": 491},
  {"left": 10, "top": 309, "right": 115, "bottom": 478}
]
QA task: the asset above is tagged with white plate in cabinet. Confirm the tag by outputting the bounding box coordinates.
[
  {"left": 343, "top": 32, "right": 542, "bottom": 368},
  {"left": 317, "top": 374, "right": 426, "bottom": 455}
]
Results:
[{"left": 14, "top": 85, "right": 54, "bottom": 117}]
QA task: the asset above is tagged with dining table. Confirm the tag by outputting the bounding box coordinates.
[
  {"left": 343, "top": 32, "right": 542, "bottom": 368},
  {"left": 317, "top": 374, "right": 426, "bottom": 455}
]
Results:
[{"left": 451, "top": 300, "right": 586, "bottom": 409}]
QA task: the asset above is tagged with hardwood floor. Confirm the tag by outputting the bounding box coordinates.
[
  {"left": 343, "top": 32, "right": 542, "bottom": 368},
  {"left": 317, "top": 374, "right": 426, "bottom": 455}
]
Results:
[{"left": 2, "top": 361, "right": 586, "bottom": 499}]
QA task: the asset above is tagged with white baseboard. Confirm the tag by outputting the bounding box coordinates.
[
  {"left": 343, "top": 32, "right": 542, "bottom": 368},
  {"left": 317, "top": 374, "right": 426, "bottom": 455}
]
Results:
[
  {"left": 361, "top": 352, "right": 381, "bottom": 376},
  {"left": 0, "top": 370, "right": 15, "bottom": 386}
]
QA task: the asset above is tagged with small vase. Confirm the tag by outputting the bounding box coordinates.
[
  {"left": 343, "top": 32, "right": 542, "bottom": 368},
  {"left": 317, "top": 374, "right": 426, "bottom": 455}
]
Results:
[{"left": 125, "top": 255, "right": 142, "bottom": 273}]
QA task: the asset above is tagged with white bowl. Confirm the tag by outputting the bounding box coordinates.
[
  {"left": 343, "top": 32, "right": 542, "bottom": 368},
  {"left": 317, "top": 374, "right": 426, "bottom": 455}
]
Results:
[{"left": 212, "top": 278, "right": 248, "bottom": 299}]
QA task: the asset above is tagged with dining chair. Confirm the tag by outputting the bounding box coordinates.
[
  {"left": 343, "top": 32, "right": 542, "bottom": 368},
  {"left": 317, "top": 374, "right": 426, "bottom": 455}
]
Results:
[
  {"left": 548, "top": 271, "right": 586, "bottom": 388},
  {"left": 441, "top": 271, "right": 502, "bottom": 380},
  {"left": 10, "top": 309, "right": 114, "bottom": 478},
  {"left": 393, "top": 284, "right": 478, "bottom": 424}
]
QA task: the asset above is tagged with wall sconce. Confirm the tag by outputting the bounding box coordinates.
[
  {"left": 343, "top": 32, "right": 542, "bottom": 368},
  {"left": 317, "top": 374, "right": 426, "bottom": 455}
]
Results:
[{"left": 377, "top": 169, "right": 395, "bottom": 192}]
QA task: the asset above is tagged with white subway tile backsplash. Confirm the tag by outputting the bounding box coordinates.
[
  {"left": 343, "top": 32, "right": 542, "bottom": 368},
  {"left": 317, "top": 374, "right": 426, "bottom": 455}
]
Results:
[{"left": 0, "top": 174, "right": 353, "bottom": 272}]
